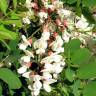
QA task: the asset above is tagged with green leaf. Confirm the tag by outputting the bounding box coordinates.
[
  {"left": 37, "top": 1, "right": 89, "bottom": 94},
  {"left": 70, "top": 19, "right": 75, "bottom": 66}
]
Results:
[
  {"left": 66, "top": 0, "right": 77, "bottom": 4},
  {"left": 2, "top": 19, "right": 22, "bottom": 27},
  {"left": 82, "top": 0, "right": 96, "bottom": 7},
  {"left": 71, "top": 80, "right": 81, "bottom": 96},
  {"left": 83, "top": 81, "right": 96, "bottom": 96},
  {"left": 0, "top": 0, "right": 8, "bottom": 14},
  {"left": 65, "top": 68, "right": 75, "bottom": 82},
  {"left": 71, "top": 48, "right": 91, "bottom": 65},
  {"left": 64, "top": 39, "right": 81, "bottom": 56},
  {"left": 77, "top": 62, "right": 96, "bottom": 79},
  {"left": 0, "top": 68, "right": 22, "bottom": 89},
  {"left": 0, "top": 39, "right": 11, "bottom": 50},
  {"left": 0, "top": 25, "right": 18, "bottom": 40},
  {"left": 0, "top": 85, "right": 2, "bottom": 96},
  {"left": 13, "top": 0, "right": 17, "bottom": 9}
]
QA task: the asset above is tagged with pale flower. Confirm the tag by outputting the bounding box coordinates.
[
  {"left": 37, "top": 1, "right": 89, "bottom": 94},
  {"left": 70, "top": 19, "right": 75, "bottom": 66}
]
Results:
[
  {"left": 22, "top": 71, "right": 31, "bottom": 78},
  {"left": 33, "top": 38, "right": 47, "bottom": 54},
  {"left": 41, "top": 31, "right": 50, "bottom": 40},
  {"left": 20, "top": 56, "right": 31, "bottom": 63},
  {"left": 57, "top": 9, "right": 72, "bottom": 18},
  {"left": 62, "top": 29, "right": 71, "bottom": 42},
  {"left": 17, "top": 66, "right": 28, "bottom": 74},
  {"left": 53, "top": 0, "right": 63, "bottom": 9},
  {"left": 31, "top": 90, "right": 40, "bottom": 96},
  {"left": 75, "top": 15, "right": 94, "bottom": 31},
  {"left": 33, "top": 81, "right": 42, "bottom": 90},
  {"left": 24, "top": 50, "right": 34, "bottom": 58},
  {"left": 43, "top": 83, "right": 51, "bottom": 92},
  {"left": 42, "top": 72, "right": 52, "bottom": 80},
  {"left": 26, "top": 0, "right": 32, "bottom": 9},
  {"left": 22, "top": 16, "right": 31, "bottom": 24},
  {"left": 19, "top": 35, "right": 31, "bottom": 50},
  {"left": 51, "top": 35, "right": 64, "bottom": 53},
  {"left": 38, "top": 11, "right": 48, "bottom": 23}
]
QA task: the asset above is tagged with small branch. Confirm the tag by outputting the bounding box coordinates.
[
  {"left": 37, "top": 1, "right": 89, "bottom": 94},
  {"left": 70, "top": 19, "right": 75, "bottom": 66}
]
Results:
[{"left": 28, "top": 27, "right": 41, "bottom": 39}]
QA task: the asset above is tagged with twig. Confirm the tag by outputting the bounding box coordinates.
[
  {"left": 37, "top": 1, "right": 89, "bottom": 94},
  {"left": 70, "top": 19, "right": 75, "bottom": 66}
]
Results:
[
  {"left": 0, "top": 55, "right": 9, "bottom": 65},
  {"left": 28, "top": 27, "right": 41, "bottom": 39}
]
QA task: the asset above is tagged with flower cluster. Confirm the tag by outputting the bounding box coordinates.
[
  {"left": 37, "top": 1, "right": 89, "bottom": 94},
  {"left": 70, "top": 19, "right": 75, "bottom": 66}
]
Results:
[
  {"left": 23, "top": 0, "right": 94, "bottom": 44},
  {"left": 18, "top": 0, "right": 95, "bottom": 96},
  {"left": 18, "top": 32, "right": 65, "bottom": 96}
]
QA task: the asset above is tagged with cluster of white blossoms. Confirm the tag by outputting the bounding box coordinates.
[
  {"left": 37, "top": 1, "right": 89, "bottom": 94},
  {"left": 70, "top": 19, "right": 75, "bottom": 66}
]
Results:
[
  {"left": 18, "top": 31, "right": 65, "bottom": 96},
  {"left": 18, "top": 0, "right": 95, "bottom": 96}
]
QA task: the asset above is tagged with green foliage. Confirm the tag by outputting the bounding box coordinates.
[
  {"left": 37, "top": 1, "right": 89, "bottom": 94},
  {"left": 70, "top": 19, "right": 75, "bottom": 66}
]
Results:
[
  {"left": 0, "top": 0, "right": 8, "bottom": 14},
  {"left": 0, "top": 25, "right": 18, "bottom": 40},
  {"left": 64, "top": 39, "right": 81, "bottom": 56},
  {"left": 82, "top": 0, "right": 96, "bottom": 7},
  {"left": 77, "top": 62, "right": 96, "bottom": 79},
  {"left": 0, "top": 85, "right": 2, "bottom": 96},
  {"left": 13, "top": 0, "right": 17, "bottom": 9},
  {"left": 65, "top": 68, "right": 75, "bottom": 82},
  {"left": 0, "top": 0, "right": 95, "bottom": 96},
  {"left": 71, "top": 48, "right": 91, "bottom": 65},
  {"left": 83, "top": 81, "right": 96, "bottom": 96},
  {"left": 0, "top": 68, "right": 22, "bottom": 89},
  {"left": 71, "top": 80, "right": 81, "bottom": 96}
]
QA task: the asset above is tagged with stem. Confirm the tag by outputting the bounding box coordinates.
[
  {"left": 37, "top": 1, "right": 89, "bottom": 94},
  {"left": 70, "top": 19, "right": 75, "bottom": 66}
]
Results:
[
  {"left": 28, "top": 27, "right": 41, "bottom": 39},
  {"left": 0, "top": 55, "right": 9, "bottom": 65}
]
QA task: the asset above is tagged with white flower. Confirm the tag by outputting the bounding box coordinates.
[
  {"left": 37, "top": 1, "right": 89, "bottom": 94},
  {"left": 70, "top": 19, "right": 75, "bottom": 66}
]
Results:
[
  {"left": 43, "top": 83, "right": 51, "bottom": 92},
  {"left": 53, "top": 1, "right": 63, "bottom": 9},
  {"left": 51, "top": 35, "right": 64, "bottom": 53},
  {"left": 41, "top": 31, "right": 50, "bottom": 40},
  {"left": 31, "top": 90, "right": 40, "bottom": 96},
  {"left": 57, "top": 9, "right": 72, "bottom": 18},
  {"left": 52, "top": 62, "right": 64, "bottom": 74},
  {"left": 42, "top": 72, "right": 52, "bottom": 80},
  {"left": 38, "top": 11, "right": 48, "bottom": 19},
  {"left": 33, "top": 81, "right": 42, "bottom": 90},
  {"left": 32, "top": 75, "right": 41, "bottom": 81},
  {"left": 53, "top": 73, "right": 58, "bottom": 79},
  {"left": 19, "top": 35, "right": 31, "bottom": 50},
  {"left": 24, "top": 50, "right": 34, "bottom": 58},
  {"left": 75, "top": 15, "right": 94, "bottom": 31},
  {"left": 62, "top": 29, "right": 71, "bottom": 42},
  {"left": 17, "top": 66, "right": 28, "bottom": 74},
  {"left": 38, "top": 11, "right": 48, "bottom": 23},
  {"left": 22, "top": 71, "right": 31, "bottom": 78},
  {"left": 20, "top": 56, "right": 31, "bottom": 63},
  {"left": 26, "top": 0, "right": 32, "bottom": 9},
  {"left": 41, "top": 54, "right": 63, "bottom": 64},
  {"left": 32, "top": 90, "right": 40, "bottom": 96},
  {"left": 33, "top": 38, "right": 47, "bottom": 54},
  {"left": 23, "top": 16, "right": 31, "bottom": 24}
]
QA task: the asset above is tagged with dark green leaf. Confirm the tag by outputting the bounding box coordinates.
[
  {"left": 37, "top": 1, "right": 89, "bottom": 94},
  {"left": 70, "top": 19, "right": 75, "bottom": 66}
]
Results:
[
  {"left": 0, "top": 85, "right": 2, "bottom": 96},
  {"left": 0, "top": 68, "right": 22, "bottom": 89}
]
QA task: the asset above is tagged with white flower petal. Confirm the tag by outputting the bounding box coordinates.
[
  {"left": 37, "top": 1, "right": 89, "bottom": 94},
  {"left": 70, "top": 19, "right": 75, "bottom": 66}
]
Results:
[
  {"left": 22, "top": 71, "right": 31, "bottom": 78},
  {"left": 17, "top": 66, "right": 27, "bottom": 74},
  {"left": 43, "top": 83, "right": 51, "bottom": 92},
  {"left": 21, "top": 56, "right": 31, "bottom": 63}
]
